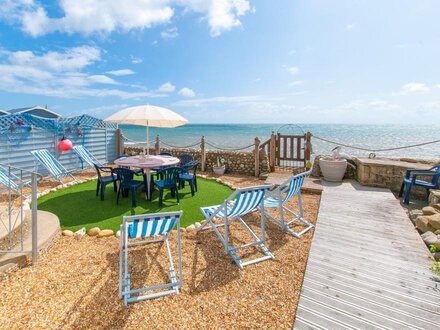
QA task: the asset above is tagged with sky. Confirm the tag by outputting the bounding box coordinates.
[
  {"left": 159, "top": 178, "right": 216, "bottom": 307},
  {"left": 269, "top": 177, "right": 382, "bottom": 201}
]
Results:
[{"left": 0, "top": 0, "right": 439, "bottom": 124}]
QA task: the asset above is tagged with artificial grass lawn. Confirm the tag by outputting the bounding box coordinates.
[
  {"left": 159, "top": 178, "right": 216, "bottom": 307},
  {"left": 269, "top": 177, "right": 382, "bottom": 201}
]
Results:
[{"left": 37, "top": 178, "right": 232, "bottom": 232}]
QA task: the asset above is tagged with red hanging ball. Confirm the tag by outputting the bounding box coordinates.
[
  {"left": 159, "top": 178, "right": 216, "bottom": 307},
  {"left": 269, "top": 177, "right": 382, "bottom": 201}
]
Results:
[{"left": 59, "top": 138, "right": 73, "bottom": 151}]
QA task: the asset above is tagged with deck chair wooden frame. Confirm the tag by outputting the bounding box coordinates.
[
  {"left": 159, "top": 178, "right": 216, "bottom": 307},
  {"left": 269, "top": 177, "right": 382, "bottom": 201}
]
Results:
[
  {"left": 119, "top": 211, "right": 183, "bottom": 306},
  {"left": 200, "top": 185, "right": 274, "bottom": 270},
  {"left": 30, "top": 149, "right": 77, "bottom": 183},
  {"left": 72, "top": 145, "right": 103, "bottom": 169},
  {"left": 263, "top": 170, "right": 314, "bottom": 238}
]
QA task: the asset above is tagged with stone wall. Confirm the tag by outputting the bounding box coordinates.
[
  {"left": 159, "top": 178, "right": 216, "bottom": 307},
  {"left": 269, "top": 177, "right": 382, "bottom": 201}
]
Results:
[{"left": 124, "top": 146, "right": 269, "bottom": 176}]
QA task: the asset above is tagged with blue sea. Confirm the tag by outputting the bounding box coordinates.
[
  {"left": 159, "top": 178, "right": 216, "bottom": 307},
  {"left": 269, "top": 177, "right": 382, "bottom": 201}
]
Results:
[{"left": 120, "top": 124, "right": 440, "bottom": 160}]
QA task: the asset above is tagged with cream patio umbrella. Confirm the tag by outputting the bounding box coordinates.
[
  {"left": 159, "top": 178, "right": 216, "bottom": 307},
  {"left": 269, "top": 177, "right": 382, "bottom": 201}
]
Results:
[{"left": 105, "top": 105, "right": 188, "bottom": 157}]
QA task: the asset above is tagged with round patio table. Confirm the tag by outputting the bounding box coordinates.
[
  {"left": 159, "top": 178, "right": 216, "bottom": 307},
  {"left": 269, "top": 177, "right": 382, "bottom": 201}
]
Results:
[{"left": 114, "top": 155, "right": 180, "bottom": 200}]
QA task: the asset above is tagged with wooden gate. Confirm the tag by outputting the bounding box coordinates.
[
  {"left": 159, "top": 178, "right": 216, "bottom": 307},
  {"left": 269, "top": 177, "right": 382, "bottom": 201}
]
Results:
[{"left": 260, "top": 132, "right": 311, "bottom": 173}]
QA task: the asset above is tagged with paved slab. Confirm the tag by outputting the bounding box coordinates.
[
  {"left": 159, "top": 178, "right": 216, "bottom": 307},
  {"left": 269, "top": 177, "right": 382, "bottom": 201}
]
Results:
[
  {"left": 265, "top": 172, "right": 323, "bottom": 194},
  {"left": 294, "top": 180, "right": 440, "bottom": 330}
]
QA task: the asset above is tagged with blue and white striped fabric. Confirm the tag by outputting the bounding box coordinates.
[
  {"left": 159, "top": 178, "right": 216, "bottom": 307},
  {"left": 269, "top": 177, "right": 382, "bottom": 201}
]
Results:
[
  {"left": 127, "top": 215, "right": 179, "bottom": 238},
  {"left": 31, "top": 149, "right": 69, "bottom": 180},
  {"left": 0, "top": 165, "right": 20, "bottom": 191},
  {"left": 72, "top": 145, "right": 103, "bottom": 168},
  {"left": 264, "top": 170, "right": 310, "bottom": 208},
  {"left": 202, "top": 188, "right": 268, "bottom": 218}
]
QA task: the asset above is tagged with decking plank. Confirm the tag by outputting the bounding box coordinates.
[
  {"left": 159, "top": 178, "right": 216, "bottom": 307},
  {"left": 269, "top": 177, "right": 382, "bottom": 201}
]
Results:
[{"left": 293, "top": 180, "right": 440, "bottom": 330}]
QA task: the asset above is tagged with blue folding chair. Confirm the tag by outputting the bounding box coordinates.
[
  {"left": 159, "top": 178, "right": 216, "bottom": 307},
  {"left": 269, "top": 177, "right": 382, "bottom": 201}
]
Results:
[
  {"left": 0, "top": 165, "right": 31, "bottom": 194},
  {"left": 399, "top": 164, "right": 440, "bottom": 204},
  {"left": 264, "top": 170, "right": 314, "bottom": 238},
  {"left": 30, "top": 149, "right": 77, "bottom": 183},
  {"left": 72, "top": 145, "right": 103, "bottom": 169},
  {"left": 200, "top": 185, "right": 274, "bottom": 269},
  {"left": 119, "top": 211, "right": 183, "bottom": 306}
]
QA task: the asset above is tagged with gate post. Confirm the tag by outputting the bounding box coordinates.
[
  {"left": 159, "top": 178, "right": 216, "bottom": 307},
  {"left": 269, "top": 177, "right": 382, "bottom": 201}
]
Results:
[
  {"left": 269, "top": 132, "right": 276, "bottom": 172},
  {"left": 201, "top": 136, "right": 206, "bottom": 172},
  {"left": 155, "top": 135, "right": 160, "bottom": 155},
  {"left": 254, "top": 137, "right": 260, "bottom": 177},
  {"left": 304, "top": 132, "right": 312, "bottom": 163},
  {"left": 116, "top": 128, "right": 124, "bottom": 155}
]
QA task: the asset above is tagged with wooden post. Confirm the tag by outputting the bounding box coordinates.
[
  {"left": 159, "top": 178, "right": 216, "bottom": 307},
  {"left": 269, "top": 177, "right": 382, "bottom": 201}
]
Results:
[
  {"left": 201, "top": 136, "right": 206, "bottom": 172},
  {"left": 116, "top": 128, "right": 124, "bottom": 155},
  {"left": 269, "top": 131, "right": 276, "bottom": 172},
  {"left": 304, "top": 132, "right": 312, "bottom": 164},
  {"left": 155, "top": 135, "right": 160, "bottom": 155},
  {"left": 254, "top": 137, "right": 260, "bottom": 177}
]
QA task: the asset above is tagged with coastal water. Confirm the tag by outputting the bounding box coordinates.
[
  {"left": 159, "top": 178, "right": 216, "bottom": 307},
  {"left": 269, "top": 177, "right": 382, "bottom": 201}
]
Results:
[{"left": 120, "top": 124, "right": 440, "bottom": 160}]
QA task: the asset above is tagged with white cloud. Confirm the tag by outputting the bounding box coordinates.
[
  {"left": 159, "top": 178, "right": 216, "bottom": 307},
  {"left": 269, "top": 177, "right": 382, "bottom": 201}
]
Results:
[
  {"left": 289, "top": 49, "right": 297, "bottom": 55},
  {"left": 88, "top": 75, "right": 118, "bottom": 84},
  {"left": 106, "top": 69, "right": 135, "bottom": 76},
  {"left": 0, "top": 46, "right": 164, "bottom": 99},
  {"left": 1, "top": 0, "right": 251, "bottom": 37},
  {"left": 346, "top": 23, "right": 356, "bottom": 31},
  {"left": 400, "top": 82, "right": 430, "bottom": 94},
  {"left": 161, "top": 27, "right": 179, "bottom": 39},
  {"left": 288, "top": 80, "right": 304, "bottom": 87},
  {"left": 284, "top": 65, "right": 299, "bottom": 75},
  {"left": 131, "top": 56, "right": 143, "bottom": 64},
  {"left": 158, "top": 82, "right": 176, "bottom": 93},
  {"left": 173, "top": 95, "right": 280, "bottom": 107},
  {"left": 178, "top": 87, "right": 196, "bottom": 97}
]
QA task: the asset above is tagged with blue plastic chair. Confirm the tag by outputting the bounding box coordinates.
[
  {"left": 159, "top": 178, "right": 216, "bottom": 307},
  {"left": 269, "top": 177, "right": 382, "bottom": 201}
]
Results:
[
  {"left": 94, "top": 164, "right": 118, "bottom": 200},
  {"left": 178, "top": 161, "right": 199, "bottom": 196},
  {"left": 113, "top": 167, "right": 146, "bottom": 208},
  {"left": 178, "top": 154, "right": 194, "bottom": 167},
  {"left": 154, "top": 167, "right": 180, "bottom": 207},
  {"left": 399, "top": 164, "right": 440, "bottom": 204}
]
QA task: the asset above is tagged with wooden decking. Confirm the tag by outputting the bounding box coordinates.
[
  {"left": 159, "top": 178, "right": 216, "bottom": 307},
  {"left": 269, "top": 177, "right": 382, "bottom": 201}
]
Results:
[{"left": 294, "top": 180, "right": 440, "bottom": 330}]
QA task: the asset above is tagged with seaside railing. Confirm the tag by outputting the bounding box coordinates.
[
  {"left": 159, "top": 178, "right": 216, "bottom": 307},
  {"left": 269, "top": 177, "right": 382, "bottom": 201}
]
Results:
[
  {"left": 121, "top": 131, "right": 312, "bottom": 176},
  {"left": 0, "top": 163, "right": 39, "bottom": 265}
]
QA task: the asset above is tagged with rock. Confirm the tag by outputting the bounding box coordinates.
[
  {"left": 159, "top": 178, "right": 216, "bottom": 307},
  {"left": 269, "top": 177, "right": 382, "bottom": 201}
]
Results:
[
  {"left": 408, "top": 209, "right": 423, "bottom": 224},
  {"left": 74, "top": 227, "right": 86, "bottom": 239},
  {"left": 422, "top": 206, "right": 438, "bottom": 215},
  {"left": 427, "top": 214, "right": 440, "bottom": 230},
  {"left": 186, "top": 224, "right": 196, "bottom": 232},
  {"left": 421, "top": 231, "right": 438, "bottom": 245},
  {"left": 116, "top": 230, "right": 120, "bottom": 238},
  {"left": 432, "top": 204, "right": 440, "bottom": 211},
  {"left": 87, "top": 227, "right": 100, "bottom": 236},
  {"left": 180, "top": 227, "right": 187, "bottom": 233},
  {"left": 194, "top": 222, "right": 202, "bottom": 230},
  {"left": 416, "top": 216, "right": 435, "bottom": 233},
  {"left": 434, "top": 252, "right": 440, "bottom": 261},
  {"left": 435, "top": 229, "right": 440, "bottom": 235},
  {"left": 434, "top": 241, "right": 440, "bottom": 251},
  {"left": 429, "top": 190, "right": 440, "bottom": 205},
  {"left": 97, "top": 229, "right": 114, "bottom": 238},
  {"left": 62, "top": 230, "right": 74, "bottom": 237}
]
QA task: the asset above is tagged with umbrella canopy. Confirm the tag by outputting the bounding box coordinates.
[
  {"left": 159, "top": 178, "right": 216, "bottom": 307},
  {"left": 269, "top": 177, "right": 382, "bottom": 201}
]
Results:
[
  {"left": 105, "top": 105, "right": 188, "bottom": 128},
  {"left": 105, "top": 105, "right": 188, "bottom": 157}
]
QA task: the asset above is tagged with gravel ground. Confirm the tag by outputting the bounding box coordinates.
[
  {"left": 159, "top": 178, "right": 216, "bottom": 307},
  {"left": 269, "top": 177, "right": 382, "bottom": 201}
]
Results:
[{"left": 0, "top": 174, "right": 320, "bottom": 329}]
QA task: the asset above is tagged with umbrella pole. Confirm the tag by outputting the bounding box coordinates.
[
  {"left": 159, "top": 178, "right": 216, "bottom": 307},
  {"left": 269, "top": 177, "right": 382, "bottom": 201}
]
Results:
[{"left": 146, "top": 126, "right": 150, "bottom": 158}]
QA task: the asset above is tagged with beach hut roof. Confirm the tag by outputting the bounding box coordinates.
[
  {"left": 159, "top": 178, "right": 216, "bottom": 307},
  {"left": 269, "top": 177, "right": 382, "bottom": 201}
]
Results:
[{"left": 7, "top": 106, "right": 62, "bottom": 119}]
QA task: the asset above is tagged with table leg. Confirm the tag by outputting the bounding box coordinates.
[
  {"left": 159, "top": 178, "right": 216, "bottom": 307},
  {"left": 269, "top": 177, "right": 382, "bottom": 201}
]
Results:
[{"left": 145, "top": 169, "right": 151, "bottom": 201}]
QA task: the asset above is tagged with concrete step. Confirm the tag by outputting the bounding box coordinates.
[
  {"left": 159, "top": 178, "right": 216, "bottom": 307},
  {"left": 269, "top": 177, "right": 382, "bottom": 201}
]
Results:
[
  {"left": 0, "top": 210, "right": 60, "bottom": 273},
  {"left": 265, "top": 172, "right": 323, "bottom": 194}
]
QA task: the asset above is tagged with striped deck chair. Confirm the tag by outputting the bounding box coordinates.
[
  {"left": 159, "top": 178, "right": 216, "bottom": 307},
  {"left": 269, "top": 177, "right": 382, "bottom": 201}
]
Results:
[
  {"left": 30, "top": 149, "right": 76, "bottom": 183},
  {"left": 263, "top": 170, "right": 314, "bottom": 238},
  {"left": 119, "top": 211, "right": 183, "bottom": 306},
  {"left": 72, "top": 145, "right": 103, "bottom": 169},
  {"left": 0, "top": 165, "right": 30, "bottom": 194},
  {"left": 200, "top": 185, "right": 274, "bottom": 270}
]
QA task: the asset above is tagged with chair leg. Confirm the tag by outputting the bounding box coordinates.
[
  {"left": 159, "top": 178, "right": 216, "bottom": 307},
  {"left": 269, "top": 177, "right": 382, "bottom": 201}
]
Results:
[
  {"left": 96, "top": 180, "right": 100, "bottom": 196},
  {"left": 100, "top": 183, "right": 106, "bottom": 200},
  {"left": 194, "top": 177, "right": 198, "bottom": 192},
  {"left": 398, "top": 181, "right": 405, "bottom": 197},
  {"left": 175, "top": 187, "right": 180, "bottom": 203},
  {"left": 190, "top": 181, "right": 195, "bottom": 196},
  {"left": 403, "top": 183, "right": 412, "bottom": 205},
  {"left": 158, "top": 188, "right": 163, "bottom": 207},
  {"left": 113, "top": 180, "right": 117, "bottom": 192},
  {"left": 117, "top": 186, "right": 121, "bottom": 204}
]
